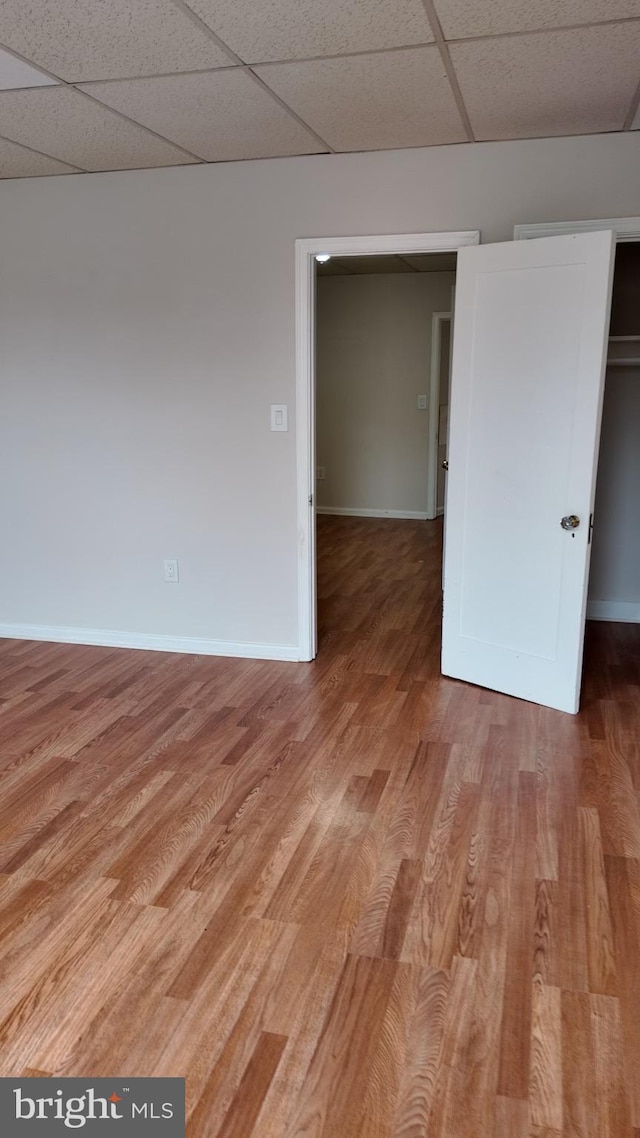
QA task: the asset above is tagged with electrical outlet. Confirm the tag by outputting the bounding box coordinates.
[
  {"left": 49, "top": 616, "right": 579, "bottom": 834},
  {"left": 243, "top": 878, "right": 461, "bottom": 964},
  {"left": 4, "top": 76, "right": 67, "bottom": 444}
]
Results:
[
  {"left": 164, "top": 559, "right": 179, "bottom": 583},
  {"left": 417, "top": 394, "right": 428, "bottom": 410},
  {"left": 316, "top": 466, "right": 326, "bottom": 480}
]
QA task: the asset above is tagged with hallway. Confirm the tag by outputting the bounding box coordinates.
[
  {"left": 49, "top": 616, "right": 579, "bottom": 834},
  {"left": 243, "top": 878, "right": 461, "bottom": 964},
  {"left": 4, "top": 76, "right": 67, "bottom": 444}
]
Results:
[{"left": 0, "top": 515, "right": 638, "bottom": 1136}]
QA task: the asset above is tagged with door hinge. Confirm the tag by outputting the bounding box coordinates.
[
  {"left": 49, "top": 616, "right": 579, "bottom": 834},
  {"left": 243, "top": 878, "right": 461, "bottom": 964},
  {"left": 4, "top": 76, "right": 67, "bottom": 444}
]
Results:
[
  {"left": 588, "top": 512, "right": 594, "bottom": 544},
  {"left": 308, "top": 493, "right": 313, "bottom": 507}
]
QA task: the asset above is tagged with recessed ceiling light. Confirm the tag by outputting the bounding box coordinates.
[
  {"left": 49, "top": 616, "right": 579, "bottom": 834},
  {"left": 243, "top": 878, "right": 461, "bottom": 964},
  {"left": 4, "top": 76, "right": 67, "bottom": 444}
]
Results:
[{"left": 315, "top": 254, "right": 331, "bottom": 263}]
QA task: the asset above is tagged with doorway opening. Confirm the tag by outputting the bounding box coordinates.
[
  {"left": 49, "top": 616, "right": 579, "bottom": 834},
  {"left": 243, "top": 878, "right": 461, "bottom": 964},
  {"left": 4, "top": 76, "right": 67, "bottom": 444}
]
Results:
[
  {"left": 313, "top": 250, "right": 456, "bottom": 664},
  {"left": 581, "top": 240, "right": 640, "bottom": 699},
  {"left": 295, "top": 230, "right": 479, "bottom": 663},
  {"left": 587, "top": 240, "right": 640, "bottom": 625}
]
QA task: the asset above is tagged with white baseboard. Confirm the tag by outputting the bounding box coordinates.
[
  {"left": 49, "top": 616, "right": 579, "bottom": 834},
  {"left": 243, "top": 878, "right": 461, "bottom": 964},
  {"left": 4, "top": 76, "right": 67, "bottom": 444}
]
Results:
[
  {"left": 0, "top": 623, "right": 299, "bottom": 661},
  {"left": 436, "top": 506, "right": 445, "bottom": 517},
  {"left": 317, "top": 506, "right": 430, "bottom": 520},
  {"left": 587, "top": 600, "right": 640, "bottom": 624}
]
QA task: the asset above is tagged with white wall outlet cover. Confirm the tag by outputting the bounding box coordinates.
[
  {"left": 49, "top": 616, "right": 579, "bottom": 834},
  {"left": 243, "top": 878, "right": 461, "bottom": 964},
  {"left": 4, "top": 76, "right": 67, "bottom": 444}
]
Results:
[
  {"left": 270, "top": 404, "right": 288, "bottom": 431},
  {"left": 417, "top": 394, "right": 428, "bottom": 409},
  {"left": 164, "top": 559, "right": 179, "bottom": 583}
]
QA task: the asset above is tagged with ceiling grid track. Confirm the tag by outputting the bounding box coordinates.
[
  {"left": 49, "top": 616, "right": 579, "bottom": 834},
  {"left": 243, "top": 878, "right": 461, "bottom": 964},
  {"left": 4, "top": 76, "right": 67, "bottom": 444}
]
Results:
[
  {"left": 420, "top": 0, "right": 475, "bottom": 141},
  {"left": 623, "top": 75, "right": 640, "bottom": 132}
]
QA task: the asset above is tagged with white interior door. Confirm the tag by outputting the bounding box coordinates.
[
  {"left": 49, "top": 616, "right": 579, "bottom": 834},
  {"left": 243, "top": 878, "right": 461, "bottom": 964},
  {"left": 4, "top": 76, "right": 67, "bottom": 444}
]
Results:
[{"left": 442, "top": 231, "right": 615, "bottom": 713}]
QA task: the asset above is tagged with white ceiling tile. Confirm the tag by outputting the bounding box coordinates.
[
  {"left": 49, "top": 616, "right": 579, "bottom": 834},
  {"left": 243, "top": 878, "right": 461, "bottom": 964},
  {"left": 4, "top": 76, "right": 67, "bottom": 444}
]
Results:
[
  {"left": 80, "top": 70, "right": 327, "bottom": 161},
  {"left": 0, "top": 86, "right": 199, "bottom": 171},
  {"left": 188, "top": 0, "right": 434, "bottom": 63},
  {"left": 254, "top": 49, "right": 467, "bottom": 152},
  {"left": 402, "top": 252, "right": 457, "bottom": 271},
  {"left": 450, "top": 24, "right": 640, "bottom": 141},
  {"left": 318, "top": 255, "right": 410, "bottom": 274},
  {"left": 0, "top": 45, "right": 57, "bottom": 90},
  {"left": 0, "top": 0, "right": 229, "bottom": 82},
  {"left": 0, "top": 135, "right": 76, "bottom": 177},
  {"left": 434, "top": 0, "right": 640, "bottom": 40},
  {"left": 316, "top": 258, "right": 354, "bottom": 275},
  {"left": 339, "top": 255, "right": 416, "bottom": 273}
]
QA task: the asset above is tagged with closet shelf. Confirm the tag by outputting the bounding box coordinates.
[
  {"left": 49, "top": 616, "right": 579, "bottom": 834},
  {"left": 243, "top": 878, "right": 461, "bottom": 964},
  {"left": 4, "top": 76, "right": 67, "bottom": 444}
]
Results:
[{"left": 606, "top": 334, "right": 640, "bottom": 368}]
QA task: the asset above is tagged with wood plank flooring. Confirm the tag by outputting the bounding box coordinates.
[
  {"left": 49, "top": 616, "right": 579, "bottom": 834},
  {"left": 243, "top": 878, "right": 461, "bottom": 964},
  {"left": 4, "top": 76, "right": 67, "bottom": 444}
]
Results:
[{"left": 0, "top": 514, "right": 639, "bottom": 1136}]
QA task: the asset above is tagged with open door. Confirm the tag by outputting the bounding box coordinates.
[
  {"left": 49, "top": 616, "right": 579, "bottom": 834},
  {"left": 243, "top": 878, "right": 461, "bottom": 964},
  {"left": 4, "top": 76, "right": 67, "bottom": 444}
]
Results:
[{"left": 442, "top": 231, "right": 615, "bottom": 713}]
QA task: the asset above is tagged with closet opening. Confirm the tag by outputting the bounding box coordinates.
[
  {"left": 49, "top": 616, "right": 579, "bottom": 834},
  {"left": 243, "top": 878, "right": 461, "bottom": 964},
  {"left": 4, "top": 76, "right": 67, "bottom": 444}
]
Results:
[{"left": 587, "top": 242, "right": 640, "bottom": 627}]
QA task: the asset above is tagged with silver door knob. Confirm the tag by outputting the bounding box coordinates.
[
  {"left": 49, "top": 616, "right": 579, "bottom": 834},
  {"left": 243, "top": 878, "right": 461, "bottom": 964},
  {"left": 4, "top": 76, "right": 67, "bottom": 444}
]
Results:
[
  {"left": 561, "top": 515, "right": 580, "bottom": 530},
  {"left": 441, "top": 460, "right": 449, "bottom": 470}
]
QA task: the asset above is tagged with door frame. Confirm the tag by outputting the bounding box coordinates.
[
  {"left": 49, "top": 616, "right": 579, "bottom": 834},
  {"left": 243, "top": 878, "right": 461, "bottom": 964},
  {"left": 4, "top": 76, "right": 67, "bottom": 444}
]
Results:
[
  {"left": 427, "top": 311, "right": 452, "bottom": 519},
  {"left": 514, "top": 217, "right": 640, "bottom": 242},
  {"left": 295, "top": 229, "right": 480, "bottom": 661}
]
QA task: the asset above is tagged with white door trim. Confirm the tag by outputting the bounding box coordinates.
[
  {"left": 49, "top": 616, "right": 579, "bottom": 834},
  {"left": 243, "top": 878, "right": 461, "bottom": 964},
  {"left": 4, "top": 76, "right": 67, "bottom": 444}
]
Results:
[
  {"left": 427, "top": 311, "right": 451, "bottom": 519},
  {"left": 514, "top": 217, "right": 640, "bottom": 242},
  {"left": 295, "top": 229, "right": 480, "bottom": 661}
]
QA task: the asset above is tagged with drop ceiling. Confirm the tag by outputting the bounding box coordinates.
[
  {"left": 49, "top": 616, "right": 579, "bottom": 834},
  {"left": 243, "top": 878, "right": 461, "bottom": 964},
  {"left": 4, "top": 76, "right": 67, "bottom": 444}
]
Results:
[{"left": 0, "top": 0, "right": 637, "bottom": 179}]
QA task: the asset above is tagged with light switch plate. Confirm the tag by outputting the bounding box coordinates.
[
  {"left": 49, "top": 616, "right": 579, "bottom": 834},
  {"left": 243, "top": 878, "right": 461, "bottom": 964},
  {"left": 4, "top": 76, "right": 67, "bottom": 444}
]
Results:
[
  {"left": 417, "top": 394, "right": 427, "bottom": 410},
  {"left": 270, "top": 404, "right": 288, "bottom": 431}
]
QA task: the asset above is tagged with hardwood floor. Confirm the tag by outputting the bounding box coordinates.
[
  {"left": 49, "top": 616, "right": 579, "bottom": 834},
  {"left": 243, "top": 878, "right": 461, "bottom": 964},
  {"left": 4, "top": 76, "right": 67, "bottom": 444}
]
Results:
[{"left": 0, "top": 513, "right": 639, "bottom": 1136}]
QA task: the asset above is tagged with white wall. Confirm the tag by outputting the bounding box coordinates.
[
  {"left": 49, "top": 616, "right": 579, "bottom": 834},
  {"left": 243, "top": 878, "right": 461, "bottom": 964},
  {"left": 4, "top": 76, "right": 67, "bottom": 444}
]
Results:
[
  {"left": 588, "top": 366, "right": 640, "bottom": 621},
  {"left": 316, "top": 272, "right": 454, "bottom": 516},
  {"left": 0, "top": 131, "right": 638, "bottom": 655}
]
